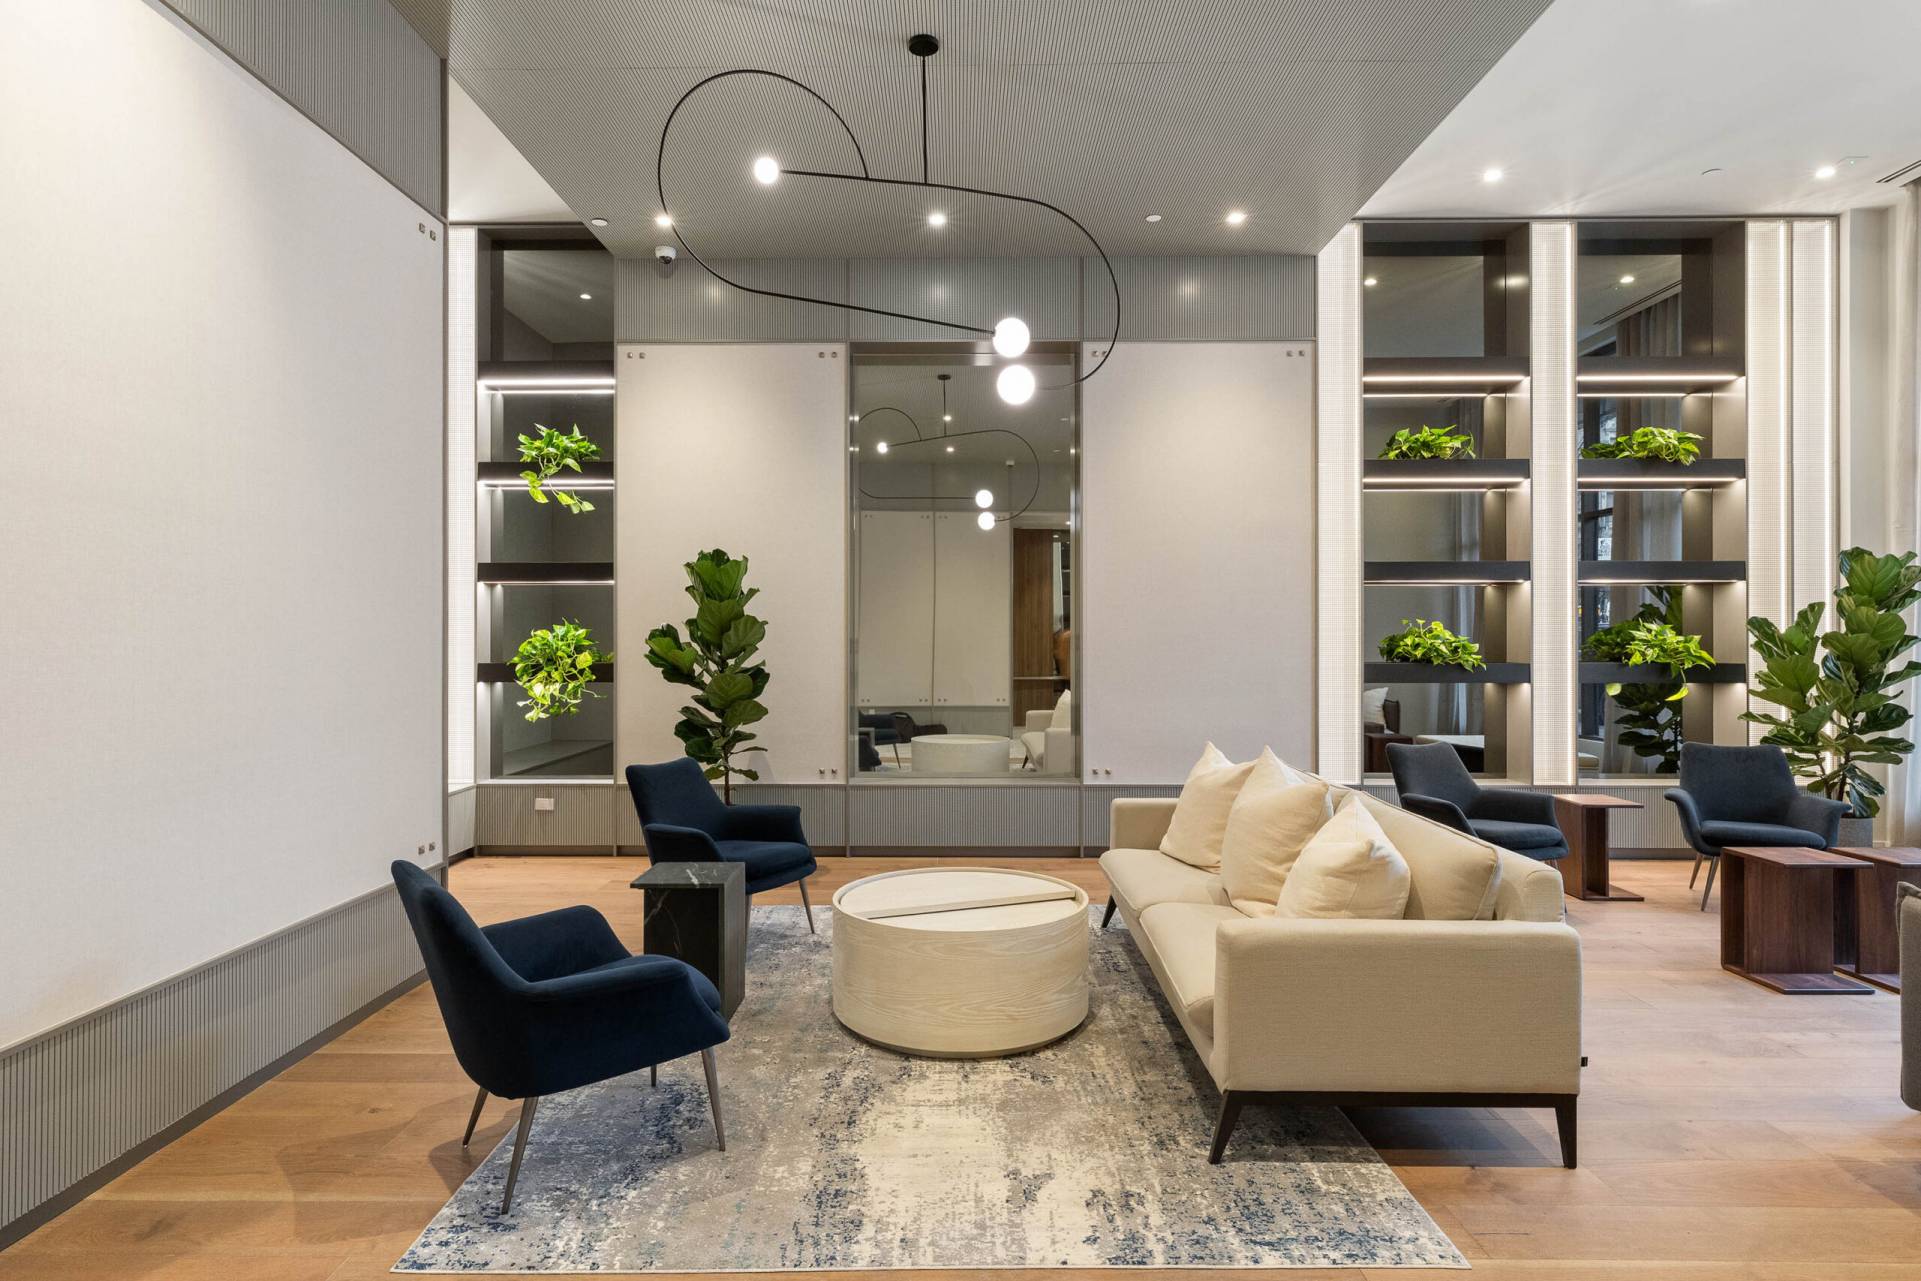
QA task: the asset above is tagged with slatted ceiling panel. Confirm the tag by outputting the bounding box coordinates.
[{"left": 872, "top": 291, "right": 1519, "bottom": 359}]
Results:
[{"left": 439, "top": 0, "right": 1552, "bottom": 258}]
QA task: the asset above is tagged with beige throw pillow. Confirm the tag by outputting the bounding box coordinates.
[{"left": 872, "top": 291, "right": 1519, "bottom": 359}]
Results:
[
  {"left": 1157, "top": 743, "right": 1256, "bottom": 870},
  {"left": 1220, "top": 749, "right": 1332, "bottom": 916},
  {"left": 1274, "top": 795, "right": 1412, "bottom": 919}
]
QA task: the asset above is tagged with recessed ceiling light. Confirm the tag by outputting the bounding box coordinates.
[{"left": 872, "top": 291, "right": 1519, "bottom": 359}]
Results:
[
  {"left": 1224, "top": 210, "right": 1248, "bottom": 226},
  {"left": 1815, "top": 164, "right": 1837, "bottom": 180},
  {"left": 589, "top": 217, "right": 609, "bottom": 227},
  {"left": 944, "top": 445, "right": 955, "bottom": 453},
  {"left": 1363, "top": 276, "right": 1378, "bottom": 288},
  {"left": 578, "top": 292, "right": 593, "bottom": 300},
  {"left": 927, "top": 210, "right": 947, "bottom": 227},
  {"left": 942, "top": 413, "right": 953, "bottom": 422},
  {"left": 1618, "top": 274, "right": 1635, "bottom": 285},
  {"left": 1482, "top": 167, "right": 1504, "bottom": 183},
  {"left": 1144, "top": 214, "right": 1162, "bottom": 223},
  {"left": 654, "top": 213, "right": 672, "bottom": 227}
]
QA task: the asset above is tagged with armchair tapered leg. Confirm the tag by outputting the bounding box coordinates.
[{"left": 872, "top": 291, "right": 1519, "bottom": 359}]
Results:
[
  {"left": 700, "top": 1047, "right": 727, "bottom": 1151},
  {"left": 650, "top": 1063, "right": 657, "bottom": 1087},
  {"left": 1689, "top": 850, "right": 1704, "bottom": 888},
  {"left": 461, "top": 1086, "right": 487, "bottom": 1147},
  {"left": 1207, "top": 1091, "right": 1245, "bottom": 1164},
  {"left": 500, "top": 1098, "right": 538, "bottom": 1215},
  {"left": 798, "top": 877, "right": 817, "bottom": 934},
  {"left": 1700, "top": 855, "right": 1718, "bottom": 910},
  {"left": 1101, "top": 898, "right": 1118, "bottom": 929}
]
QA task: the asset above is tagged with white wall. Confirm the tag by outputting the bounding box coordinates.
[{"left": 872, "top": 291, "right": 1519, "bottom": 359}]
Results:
[
  {"left": 616, "top": 345, "right": 847, "bottom": 782},
  {"left": 1080, "top": 342, "right": 1318, "bottom": 782},
  {"left": 0, "top": 1, "right": 442, "bottom": 1046}
]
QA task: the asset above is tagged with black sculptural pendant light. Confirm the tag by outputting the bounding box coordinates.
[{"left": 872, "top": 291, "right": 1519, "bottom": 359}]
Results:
[
  {"left": 655, "top": 33, "right": 1121, "bottom": 404},
  {"left": 857, "top": 372, "right": 1041, "bottom": 528}
]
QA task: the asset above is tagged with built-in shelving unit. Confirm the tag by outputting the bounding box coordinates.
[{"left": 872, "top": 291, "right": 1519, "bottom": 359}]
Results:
[
  {"left": 477, "top": 460, "right": 615, "bottom": 485},
  {"left": 477, "top": 662, "right": 615, "bottom": 683},
  {"left": 1365, "top": 560, "right": 1530, "bottom": 585},
  {"left": 1365, "top": 662, "right": 1531, "bottom": 685},
  {"left": 1577, "top": 459, "right": 1744, "bottom": 489},
  {"left": 1578, "top": 560, "right": 1745, "bottom": 584},
  {"left": 1364, "top": 459, "right": 1530, "bottom": 490},
  {"left": 1578, "top": 662, "right": 1745, "bottom": 685},
  {"left": 477, "top": 561, "right": 617, "bottom": 585}
]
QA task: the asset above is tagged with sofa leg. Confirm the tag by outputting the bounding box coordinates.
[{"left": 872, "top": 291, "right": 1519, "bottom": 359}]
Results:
[
  {"left": 1688, "top": 850, "right": 1704, "bottom": 888},
  {"left": 500, "top": 1097, "right": 538, "bottom": 1215},
  {"left": 1207, "top": 1091, "right": 1245, "bottom": 1164},
  {"left": 798, "top": 877, "right": 817, "bottom": 934},
  {"left": 1553, "top": 1096, "right": 1577, "bottom": 1169},
  {"left": 1699, "top": 855, "right": 1718, "bottom": 911},
  {"left": 461, "top": 1085, "right": 487, "bottom": 1147},
  {"left": 1101, "top": 898, "right": 1118, "bottom": 929}
]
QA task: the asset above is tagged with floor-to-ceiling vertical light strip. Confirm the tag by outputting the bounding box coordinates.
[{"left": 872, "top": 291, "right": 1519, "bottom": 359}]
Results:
[
  {"left": 1530, "top": 222, "right": 1576, "bottom": 788},
  {"left": 1790, "top": 219, "right": 1836, "bottom": 607},
  {"left": 446, "top": 227, "right": 477, "bottom": 788},
  {"left": 1316, "top": 223, "right": 1363, "bottom": 784},
  {"left": 1745, "top": 220, "right": 1791, "bottom": 746}
]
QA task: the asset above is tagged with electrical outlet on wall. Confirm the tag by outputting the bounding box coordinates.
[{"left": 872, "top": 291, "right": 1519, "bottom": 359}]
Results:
[{"left": 534, "top": 796, "right": 555, "bottom": 813}]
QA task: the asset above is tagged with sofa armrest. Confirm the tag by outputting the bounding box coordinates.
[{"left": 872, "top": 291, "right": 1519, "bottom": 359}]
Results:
[
  {"left": 1110, "top": 797, "right": 1178, "bottom": 851},
  {"left": 1212, "top": 917, "right": 1582, "bottom": 1095}
]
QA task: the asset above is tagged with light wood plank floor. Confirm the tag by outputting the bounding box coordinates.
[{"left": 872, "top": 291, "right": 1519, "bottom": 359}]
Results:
[{"left": 4, "top": 855, "right": 1918, "bottom": 1280}]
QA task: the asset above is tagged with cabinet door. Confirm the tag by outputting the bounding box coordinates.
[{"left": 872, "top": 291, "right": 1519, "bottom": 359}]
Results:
[
  {"left": 933, "top": 512, "right": 1012, "bottom": 709},
  {"left": 855, "top": 510, "right": 934, "bottom": 708}
]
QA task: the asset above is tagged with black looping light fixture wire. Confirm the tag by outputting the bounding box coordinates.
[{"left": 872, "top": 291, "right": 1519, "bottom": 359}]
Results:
[
  {"left": 655, "top": 35, "right": 1121, "bottom": 392},
  {"left": 853, "top": 389, "right": 1042, "bottom": 525}
]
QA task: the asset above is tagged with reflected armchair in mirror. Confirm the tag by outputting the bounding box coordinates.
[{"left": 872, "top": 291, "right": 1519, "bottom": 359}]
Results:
[{"left": 1020, "top": 690, "right": 1074, "bottom": 774}]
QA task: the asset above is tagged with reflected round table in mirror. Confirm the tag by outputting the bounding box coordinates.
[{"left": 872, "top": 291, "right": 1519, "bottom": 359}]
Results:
[{"left": 909, "top": 733, "right": 1012, "bottom": 775}]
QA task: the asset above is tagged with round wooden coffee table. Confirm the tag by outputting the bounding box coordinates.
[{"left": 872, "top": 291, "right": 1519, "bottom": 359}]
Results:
[{"left": 831, "top": 867, "right": 1089, "bottom": 1057}]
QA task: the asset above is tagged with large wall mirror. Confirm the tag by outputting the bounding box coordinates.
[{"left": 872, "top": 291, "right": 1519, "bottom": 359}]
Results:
[{"left": 848, "top": 345, "right": 1078, "bottom": 780}]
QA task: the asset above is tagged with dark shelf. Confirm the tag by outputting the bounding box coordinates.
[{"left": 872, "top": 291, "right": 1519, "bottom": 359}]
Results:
[
  {"left": 477, "top": 561, "right": 615, "bottom": 585},
  {"left": 1579, "top": 662, "right": 1746, "bottom": 685},
  {"left": 1364, "top": 458, "right": 1529, "bottom": 490},
  {"left": 477, "top": 359, "right": 616, "bottom": 388},
  {"left": 1365, "top": 661, "right": 1531, "bottom": 685},
  {"left": 1576, "top": 355, "right": 1743, "bottom": 396},
  {"left": 1363, "top": 356, "right": 1530, "bottom": 395},
  {"left": 1578, "top": 458, "right": 1744, "bottom": 489},
  {"left": 478, "top": 662, "right": 614, "bottom": 683},
  {"left": 1579, "top": 559, "right": 1745, "bottom": 584},
  {"left": 1365, "top": 560, "right": 1530, "bottom": 585},
  {"left": 477, "top": 460, "right": 614, "bottom": 485}
]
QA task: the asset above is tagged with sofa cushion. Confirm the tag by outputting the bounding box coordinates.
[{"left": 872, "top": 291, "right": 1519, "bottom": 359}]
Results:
[
  {"left": 1274, "top": 798, "right": 1411, "bottom": 920},
  {"left": 1219, "top": 749, "right": 1332, "bottom": 917},
  {"left": 1355, "top": 793, "right": 1503, "bottom": 921},
  {"left": 1138, "top": 902, "right": 1241, "bottom": 1037},
  {"left": 1158, "top": 743, "right": 1256, "bottom": 870},
  {"left": 1698, "top": 819, "right": 1827, "bottom": 850},
  {"left": 1100, "top": 846, "right": 1230, "bottom": 914},
  {"left": 1469, "top": 818, "right": 1567, "bottom": 852}
]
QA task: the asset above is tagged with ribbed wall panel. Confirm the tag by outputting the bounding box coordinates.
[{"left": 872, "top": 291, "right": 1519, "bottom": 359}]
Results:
[
  {"left": 1530, "top": 222, "right": 1577, "bottom": 788},
  {"left": 1315, "top": 225, "right": 1362, "bottom": 783},
  {"left": 1087, "top": 255, "right": 1315, "bottom": 340},
  {"left": 159, "top": 0, "right": 442, "bottom": 213},
  {"left": 0, "top": 880, "right": 425, "bottom": 1240},
  {"left": 447, "top": 228, "right": 477, "bottom": 788},
  {"left": 615, "top": 258, "right": 849, "bottom": 342},
  {"left": 1790, "top": 219, "right": 1837, "bottom": 607},
  {"left": 847, "top": 784, "right": 1082, "bottom": 849},
  {"left": 1746, "top": 220, "right": 1792, "bottom": 723},
  {"left": 849, "top": 257, "right": 1082, "bottom": 340},
  {"left": 1080, "top": 784, "right": 1183, "bottom": 848}
]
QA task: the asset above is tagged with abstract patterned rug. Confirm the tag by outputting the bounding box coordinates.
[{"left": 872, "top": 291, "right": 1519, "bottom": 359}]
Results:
[{"left": 394, "top": 906, "right": 1465, "bottom": 1272}]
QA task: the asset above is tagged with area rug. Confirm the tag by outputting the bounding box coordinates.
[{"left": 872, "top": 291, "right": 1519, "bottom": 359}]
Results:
[{"left": 393, "top": 906, "right": 1465, "bottom": 1272}]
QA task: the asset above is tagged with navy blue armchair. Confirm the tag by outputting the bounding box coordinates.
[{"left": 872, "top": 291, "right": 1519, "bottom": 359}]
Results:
[
  {"left": 625, "top": 758, "right": 821, "bottom": 932},
  {"left": 391, "top": 862, "right": 729, "bottom": 1214},
  {"left": 1665, "top": 743, "right": 1850, "bottom": 910},
  {"left": 1387, "top": 742, "right": 1570, "bottom": 862}
]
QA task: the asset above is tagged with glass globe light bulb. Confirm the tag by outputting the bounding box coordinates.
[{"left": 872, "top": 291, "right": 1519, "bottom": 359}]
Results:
[
  {"left": 977, "top": 511, "right": 995, "bottom": 531},
  {"left": 996, "top": 364, "right": 1035, "bottom": 405},
  {"left": 752, "top": 156, "right": 781, "bottom": 185},
  {"left": 992, "top": 317, "right": 1030, "bottom": 357},
  {"left": 974, "top": 489, "right": 994, "bottom": 509}
]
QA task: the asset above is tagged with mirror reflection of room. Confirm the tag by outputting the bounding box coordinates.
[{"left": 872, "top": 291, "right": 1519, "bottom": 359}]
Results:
[{"left": 850, "top": 348, "right": 1077, "bottom": 779}]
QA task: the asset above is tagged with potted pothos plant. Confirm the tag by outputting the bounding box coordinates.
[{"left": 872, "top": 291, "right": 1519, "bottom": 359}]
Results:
[
  {"left": 1378, "top": 619, "right": 1486, "bottom": 671},
  {"left": 517, "top": 423, "right": 601, "bottom": 514},
  {"left": 1378, "top": 425, "right": 1475, "bottom": 460},
  {"left": 512, "top": 620, "right": 610, "bottom": 721},
  {"left": 1583, "top": 587, "right": 1713, "bottom": 772},
  {"left": 1581, "top": 426, "right": 1703, "bottom": 464},
  {"left": 1743, "top": 548, "right": 1921, "bottom": 845},
  {"left": 643, "top": 549, "right": 770, "bottom": 803}
]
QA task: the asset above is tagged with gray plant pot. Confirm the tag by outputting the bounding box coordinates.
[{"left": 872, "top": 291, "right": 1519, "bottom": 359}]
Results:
[{"left": 1835, "top": 814, "right": 1875, "bottom": 850}]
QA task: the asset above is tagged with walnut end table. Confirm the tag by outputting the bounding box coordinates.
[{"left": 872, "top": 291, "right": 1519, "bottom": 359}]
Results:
[
  {"left": 1720, "top": 846, "right": 1873, "bottom": 995},
  {"left": 1551, "top": 794, "right": 1645, "bottom": 902},
  {"left": 1832, "top": 846, "right": 1921, "bottom": 993}
]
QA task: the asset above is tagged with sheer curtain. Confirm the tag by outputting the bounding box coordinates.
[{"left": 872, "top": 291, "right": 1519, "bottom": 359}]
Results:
[{"left": 1887, "top": 182, "right": 1921, "bottom": 842}]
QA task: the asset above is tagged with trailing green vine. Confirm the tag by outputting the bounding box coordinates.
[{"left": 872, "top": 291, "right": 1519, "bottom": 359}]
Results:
[
  {"left": 1378, "top": 619, "right": 1486, "bottom": 670},
  {"left": 517, "top": 423, "right": 602, "bottom": 514},
  {"left": 1583, "top": 588, "right": 1712, "bottom": 770},
  {"left": 1581, "top": 426, "right": 1702, "bottom": 464},
  {"left": 1378, "top": 425, "right": 1475, "bottom": 460},
  {"left": 513, "top": 620, "right": 610, "bottom": 721}
]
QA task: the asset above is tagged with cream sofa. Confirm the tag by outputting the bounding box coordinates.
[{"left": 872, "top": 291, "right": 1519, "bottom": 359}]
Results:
[{"left": 1100, "top": 788, "right": 1582, "bottom": 1166}]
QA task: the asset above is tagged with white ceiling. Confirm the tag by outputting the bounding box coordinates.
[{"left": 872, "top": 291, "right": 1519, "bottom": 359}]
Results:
[
  {"left": 407, "top": 0, "right": 1554, "bottom": 256},
  {"left": 1363, "top": 0, "right": 1921, "bottom": 220},
  {"left": 447, "top": 78, "right": 572, "bottom": 223}
]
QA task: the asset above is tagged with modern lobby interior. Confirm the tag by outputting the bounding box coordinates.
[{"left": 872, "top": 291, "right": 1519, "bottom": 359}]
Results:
[{"left": 7, "top": 2, "right": 1921, "bottom": 1277}]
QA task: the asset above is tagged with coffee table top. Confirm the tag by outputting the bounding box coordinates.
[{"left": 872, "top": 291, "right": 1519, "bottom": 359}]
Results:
[
  {"left": 834, "top": 867, "right": 1086, "bottom": 933},
  {"left": 1552, "top": 793, "right": 1644, "bottom": 810},
  {"left": 630, "top": 861, "right": 746, "bottom": 890},
  {"left": 1723, "top": 846, "right": 1873, "bottom": 868},
  {"left": 910, "top": 733, "right": 1012, "bottom": 746},
  {"left": 1833, "top": 846, "right": 1921, "bottom": 867}
]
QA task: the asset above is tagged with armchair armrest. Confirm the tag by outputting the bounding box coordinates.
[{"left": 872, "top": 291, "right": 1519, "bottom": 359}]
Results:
[
  {"left": 1038, "top": 725, "right": 1075, "bottom": 775},
  {"left": 1664, "top": 788, "right": 1705, "bottom": 844},
  {"left": 1110, "top": 797, "right": 1178, "bottom": 850},
  {"left": 1399, "top": 792, "right": 1474, "bottom": 835},
  {"left": 1785, "top": 790, "right": 1851, "bottom": 846},
  {"left": 1212, "top": 917, "right": 1582, "bottom": 1095},
  {"left": 642, "top": 822, "right": 724, "bottom": 862},
  {"left": 483, "top": 905, "right": 630, "bottom": 982},
  {"left": 1471, "top": 787, "right": 1560, "bottom": 827},
  {"left": 718, "top": 803, "right": 807, "bottom": 844},
  {"left": 518, "top": 952, "right": 711, "bottom": 1006}
]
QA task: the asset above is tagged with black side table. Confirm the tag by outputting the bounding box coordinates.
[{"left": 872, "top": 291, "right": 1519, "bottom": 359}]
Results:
[{"left": 630, "top": 861, "right": 747, "bottom": 1019}]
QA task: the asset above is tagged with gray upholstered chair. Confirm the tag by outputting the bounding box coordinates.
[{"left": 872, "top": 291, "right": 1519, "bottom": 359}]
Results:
[
  {"left": 1386, "top": 742, "right": 1569, "bottom": 862},
  {"left": 1664, "top": 743, "right": 1849, "bottom": 911}
]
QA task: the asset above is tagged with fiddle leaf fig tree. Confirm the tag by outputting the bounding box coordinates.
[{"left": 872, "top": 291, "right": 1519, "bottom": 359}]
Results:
[
  {"left": 517, "top": 423, "right": 601, "bottom": 514},
  {"left": 644, "top": 549, "right": 769, "bottom": 802},
  {"left": 1742, "top": 548, "right": 1921, "bottom": 818},
  {"left": 512, "top": 620, "right": 610, "bottom": 721}
]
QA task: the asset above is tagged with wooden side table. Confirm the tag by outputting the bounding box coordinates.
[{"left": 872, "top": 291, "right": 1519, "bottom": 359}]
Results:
[
  {"left": 1832, "top": 846, "right": 1921, "bottom": 992},
  {"left": 1552, "top": 794, "right": 1645, "bottom": 902},
  {"left": 631, "top": 861, "right": 747, "bottom": 1019},
  {"left": 1720, "top": 846, "right": 1872, "bottom": 994}
]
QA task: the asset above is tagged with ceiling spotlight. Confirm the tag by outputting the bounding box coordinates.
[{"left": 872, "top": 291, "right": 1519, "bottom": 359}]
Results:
[
  {"left": 997, "top": 364, "right": 1036, "bottom": 405},
  {"left": 752, "top": 155, "right": 781, "bottom": 184},
  {"left": 1224, "top": 210, "right": 1248, "bottom": 226},
  {"left": 945, "top": 444, "right": 955, "bottom": 453},
  {"left": 654, "top": 213, "right": 673, "bottom": 227},
  {"left": 1815, "top": 164, "right": 1837, "bottom": 180},
  {"left": 875, "top": 441, "right": 889, "bottom": 454},
  {"left": 942, "top": 413, "right": 953, "bottom": 422},
  {"left": 976, "top": 511, "right": 995, "bottom": 531},
  {"left": 927, "top": 210, "right": 947, "bottom": 227},
  {"left": 1482, "top": 167, "right": 1504, "bottom": 183},
  {"left": 974, "top": 489, "right": 994, "bottom": 509},
  {"left": 1363, "top": 276, "right": 1378, "bottom": 288},
  {"left": 579, "top": 292, "right": 593, "bottom": 300},
  {"left": 992, "top": 316, "right": 1031, "bottom": 357},
  {"left": 589, "top": 217, "right": 609, "bottom": 227},
  {"left": 1618, "top": 274, "right": 1635, "bottom": 285},
  {"left": 1144, "top": 213, "right": 1162, "bottom": 223}
]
